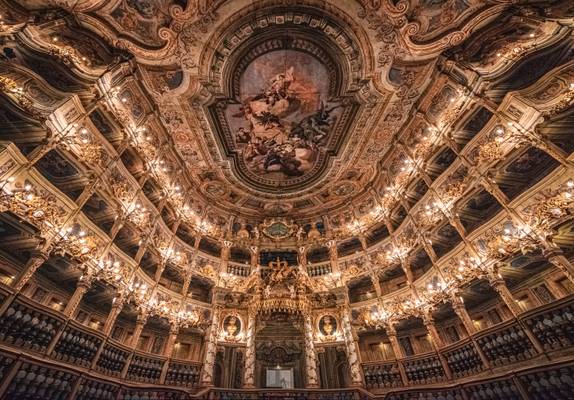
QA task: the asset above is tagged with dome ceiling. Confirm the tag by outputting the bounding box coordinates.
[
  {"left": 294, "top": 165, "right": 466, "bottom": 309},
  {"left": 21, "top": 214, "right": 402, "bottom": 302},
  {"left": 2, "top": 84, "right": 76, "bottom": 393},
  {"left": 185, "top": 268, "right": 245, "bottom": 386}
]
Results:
[
  {"left": 8, "top": 0, "right": 570, "bottom": 243},
  {"left": 184, "top": 3, "right": 381, "bottom": 218}
]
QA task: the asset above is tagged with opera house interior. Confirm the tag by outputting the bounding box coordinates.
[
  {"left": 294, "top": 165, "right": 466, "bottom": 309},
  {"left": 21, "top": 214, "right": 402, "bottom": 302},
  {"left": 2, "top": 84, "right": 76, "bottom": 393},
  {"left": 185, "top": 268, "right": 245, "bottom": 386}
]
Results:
[{"left": 0, "top": 0, "right": 573, "bottom": 399}]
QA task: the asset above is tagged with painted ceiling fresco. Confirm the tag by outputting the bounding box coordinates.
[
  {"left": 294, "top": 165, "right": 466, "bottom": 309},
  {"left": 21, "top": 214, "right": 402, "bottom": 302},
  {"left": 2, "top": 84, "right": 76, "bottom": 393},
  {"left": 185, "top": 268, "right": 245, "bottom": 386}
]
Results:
[
  {"left": 218, "top": 50, "right": 346, "bottom": 191},
  {"left": 10, "top": 0, "right": 569, "bottom": 227}
]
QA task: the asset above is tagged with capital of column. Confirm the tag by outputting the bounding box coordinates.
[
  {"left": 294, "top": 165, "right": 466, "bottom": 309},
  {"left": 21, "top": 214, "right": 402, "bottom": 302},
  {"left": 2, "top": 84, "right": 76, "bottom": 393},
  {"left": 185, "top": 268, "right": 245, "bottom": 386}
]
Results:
[
  {"left": 77, "top": 271, "right": 95, "bottom": 288},
  {"left": 489, "top": 276, "right": 522, "bottom": 317},
  {"left": 13, "top": 250, "right": 51, "bottom": 291}
]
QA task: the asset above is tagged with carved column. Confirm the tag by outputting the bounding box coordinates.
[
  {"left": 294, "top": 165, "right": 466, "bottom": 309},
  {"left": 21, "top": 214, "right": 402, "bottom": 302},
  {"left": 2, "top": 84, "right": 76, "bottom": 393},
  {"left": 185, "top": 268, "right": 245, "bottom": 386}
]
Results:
[
  {"left": 423, "top": 314, "right": 452, "bottom": 380},
  {"left": 387, "top": 327, "right": 403, "bottom": 359},
  {"left": 340, "top": 308, "right": 364, "bottom": 386},
  {"left": 451, "top": 296, "right": 475, "bottom": 335},
  {"left": 400, "top": 260, "right": 415, "bottom": 285},
  {"left": 103, "top": 297, "right": 124, "bottom": 335},
  {"left": 200, "top": 306, "right": 221, "bottom": 387},
  {"left": 243, "top": 311, "right": 256, "bottom": 388},
  {"left": 63, "top": 274, "right": 92, "bottom": 317},
  {"left": 249, "top": 246, "right": 259, "bottom": 270},
  {"left": 130, "top": 313, "right": 148, "bottom": 348},
  {"left": 12, "top": 250, "right": 49, "bottom": 292},
  {"left": 154, "top": 261, "right": 166, "bottom": 282},
  {"left": 220, "top": 240, "right": 232, "bottom": 273},
  {"left": 451, "top": 297, "right": 491, "bottom": 369},
  {"left": 303, "top": 314, "right": 319, "bottom": 388},
  {"left": 370, "top": 272, "right": 383, "bottom": 297},
  {"left": 543, "top": 247, "right": 574, "bottom": 285},
  {"left": 489, "top": 276, "right": 522, "bottom": 317},
  {"left": 386, "top": 325, "right": 408, "bottom": 385},
  {"left": 327, "top": 240, "right": 340, "bottom": 273},
  {"left": 163, "top": 326, "right": 179, "bottom": 357},
  {"left": 181, "top": 268, "right": 193, "bottom": 297},
  {"left": 298, "top": 246, "right": 307, "bottom": 268},
  {"left": 423, "top": 314, "right": 444, "bottom": 348}
]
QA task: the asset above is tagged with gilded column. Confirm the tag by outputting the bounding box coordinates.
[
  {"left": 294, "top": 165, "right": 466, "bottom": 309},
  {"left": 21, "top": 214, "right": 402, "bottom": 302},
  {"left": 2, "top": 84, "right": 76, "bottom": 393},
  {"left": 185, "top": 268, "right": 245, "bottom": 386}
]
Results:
[
  {"left": 249, "top": 246, "right": 259, "bottom": 271},
  {"left": 423, "top": 314, "right": 452, "bottom": 380},
  {"left": 303, "top": 314, "right": 319, "bottom": 388},
  {"left": 243, "top": 311, "right": 256, "bottom": 388},
  {"left": 181, "top": 267, "right": 193, "bottom": 297},
  {"left": 422, "top": 314, "right": 444, "bottom": 348},
  {"left": 200, "top": 306, "right": 221, "bottom": 387},
  {"left": 221, "top": 240, "right": 232, "bottom": 273},
  {"left": 451, "top": 297, "right": 491, "bottom": 369},
  {"left": 298, "top": 246, "right": 307, "bottom": 268},
  {"left": 327, "top": 240, "right": 340, "bottom": 273},
  {"left": 341, "top": 308, "right": 364, "bottom": 386}
]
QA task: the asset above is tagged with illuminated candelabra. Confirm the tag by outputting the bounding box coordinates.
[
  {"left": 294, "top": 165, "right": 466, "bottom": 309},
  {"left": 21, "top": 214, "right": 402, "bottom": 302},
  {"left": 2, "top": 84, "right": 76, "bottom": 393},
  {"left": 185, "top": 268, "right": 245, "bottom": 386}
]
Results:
[
  {"left": 0, "top": 178, "right": 67, "bottom": 229},
  {"left": 52, "top": 223, "right": 101, "bottom": 263}
]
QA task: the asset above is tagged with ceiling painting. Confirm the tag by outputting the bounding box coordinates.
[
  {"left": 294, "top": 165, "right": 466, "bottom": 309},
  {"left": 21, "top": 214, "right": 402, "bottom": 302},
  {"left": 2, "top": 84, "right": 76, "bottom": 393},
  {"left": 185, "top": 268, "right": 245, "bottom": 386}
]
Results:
[{"left": 219, "top": 49, "right": 346, "bottom": 190}]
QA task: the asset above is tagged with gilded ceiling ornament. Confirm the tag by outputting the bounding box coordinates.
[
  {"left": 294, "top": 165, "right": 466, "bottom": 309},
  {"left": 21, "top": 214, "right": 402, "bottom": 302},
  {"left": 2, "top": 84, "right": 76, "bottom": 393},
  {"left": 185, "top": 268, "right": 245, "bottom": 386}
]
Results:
[{"left": 260, "top": 218, "right": 298, "bottom": 241}]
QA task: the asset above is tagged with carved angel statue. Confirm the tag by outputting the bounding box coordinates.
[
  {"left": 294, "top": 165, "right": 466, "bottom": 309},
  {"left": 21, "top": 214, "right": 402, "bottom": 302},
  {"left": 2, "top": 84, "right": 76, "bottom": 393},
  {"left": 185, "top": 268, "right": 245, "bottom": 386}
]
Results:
[{"left": 296, "top": 226, "right": 305, "bottom": 241}]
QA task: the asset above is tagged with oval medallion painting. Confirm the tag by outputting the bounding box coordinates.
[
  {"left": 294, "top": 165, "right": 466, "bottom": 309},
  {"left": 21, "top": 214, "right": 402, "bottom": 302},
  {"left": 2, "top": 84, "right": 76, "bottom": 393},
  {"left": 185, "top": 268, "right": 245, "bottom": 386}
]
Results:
[{"left": 211, "top": 48, "right": 352, "bottom": 192}]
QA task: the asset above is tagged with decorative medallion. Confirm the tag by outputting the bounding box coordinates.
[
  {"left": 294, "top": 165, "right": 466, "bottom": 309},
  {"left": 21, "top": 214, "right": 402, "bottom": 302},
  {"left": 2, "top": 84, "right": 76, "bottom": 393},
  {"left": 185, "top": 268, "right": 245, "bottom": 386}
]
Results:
[
  {"left": 260, "top": 218, "right": 298, "bottom": 240},
  {"left": 318, "top": 314, "right": 339, "bottom": 342},
  {"left": 221, "top": 314, "right": 242, "bottom": 342},
  {"left": 331, "top": 181, "right": 357, "bottom": 197}
]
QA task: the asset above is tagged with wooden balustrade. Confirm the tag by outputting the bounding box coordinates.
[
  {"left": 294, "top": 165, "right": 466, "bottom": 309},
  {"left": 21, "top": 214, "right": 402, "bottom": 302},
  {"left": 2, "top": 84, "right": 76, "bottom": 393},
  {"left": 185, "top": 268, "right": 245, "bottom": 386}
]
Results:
[
  {"left": 165, "top": 360, "right": 202, "bottom": 388},
  {"left": 442, "top": 339, "right": 484, "bottom": 378},
  {"left": 3, "top": 359, "right": 79, "bottom": 400},
  {"left": 402, "top": 352, "right": 446, "bottom": 385},
  {"left": 0, "top": 289, "right": 573, "bottom": 395},
  {"left": 362, "top": 361, "right": 402, "bottom": 389},
  {"left": 0, "top": 297, "right": 64, "bottom": 354},
  {"left": 94, "top": 340, "right": 131, "bottom": 377},
  {"left": 202, "top": 388, "right": 365, "bottom": 400},
  {"left": 474, "top": 321, "right": 536, "bottom": 367},
  {"left": 522, "top": 294, "right": 574, "bottom": 353},
  {"left": 307, "top": 263, "right": 332, "bottom": 277},
  {"left": 227, "top": 263, "right": 251, "bottom": 277},
  {"left": 0, "top": 346, "right": 569, "bottom": 399},
  {"left": 125, "top": 352, "right": 166, "bottom": 384},
  {"left": 361, "top": 295, "right": 574, "bottom": 393},
  {"left": 74, "top": 377, "right": 120, "bottom": 400},
  {"left": 51, "top": 321, "right": 103, "bottom": 368}
]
